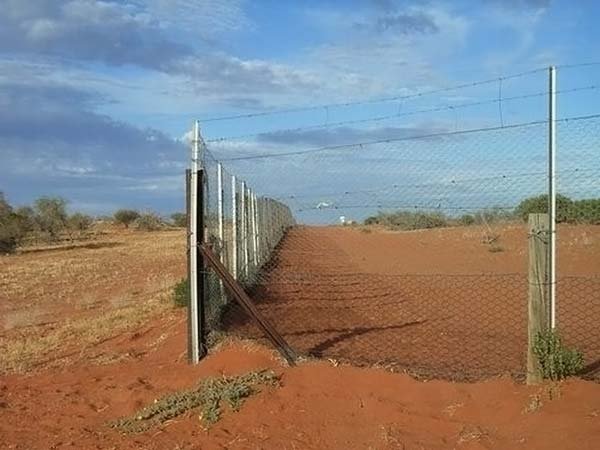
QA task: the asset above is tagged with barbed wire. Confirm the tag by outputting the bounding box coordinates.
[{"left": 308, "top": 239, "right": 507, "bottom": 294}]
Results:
[
  {"left": 206, "top": 85, "right": 600, "bottom": 143},
  {"left": 198, "top": 67, "right": 547, "bottom": 123},
  {"left": 215, "top": 113, "right": 600, "bottom": 162}
]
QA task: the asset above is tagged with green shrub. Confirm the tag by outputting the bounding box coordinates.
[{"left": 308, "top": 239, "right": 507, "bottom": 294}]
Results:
[
  {"left": 33, "top": 196, "right": 68, "bottom": 241},
  {"left": 114, "top": 209, "right": 140, "bottom": 228},
  {"left": 533, "top": 329, "right": 584, "bottom": 380},
  {"left": 458, "top": 214, "right": 475, "bottom": 226},
  {"left": 0, "top": 193, "right": 26, "bottom": 253},
  {"left": 515, "top": 194, "right": 574, "bottom": 222},
  {"left": 173, "top": 279, "right": 189, "bottom": 307},
  {"left": 366, "top": 210, "right": 449, "bottom": 231},
  {"left": 570, "top": 198, "right": 600, "bottom": 224},
  {"left": 134, "top": 212, "right": 163, "bottom": 231}
]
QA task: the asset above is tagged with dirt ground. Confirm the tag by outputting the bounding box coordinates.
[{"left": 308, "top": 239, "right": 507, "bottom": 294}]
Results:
[
  {"left": 2, "top": 340, "right": 600, "bottom": 450},
  {"left": 227, "top": 224, "right": 600, "bottom": 379},
  {"left": 1, "top": 224, "right": 600, "bottom": 449}
]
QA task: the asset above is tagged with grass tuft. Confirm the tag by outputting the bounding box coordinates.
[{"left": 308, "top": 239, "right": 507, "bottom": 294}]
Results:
[{"left": 110, "top": 369, "right": 279, "bottom": 433}]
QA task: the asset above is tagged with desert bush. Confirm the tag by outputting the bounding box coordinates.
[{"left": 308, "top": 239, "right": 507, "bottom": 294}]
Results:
[
  {"left": 114, "top": 209, "right": 140, "bottom": 228},
  {"left": 134, "top": 212, "right": 164, "bottom": 231},
  {"left": 171, "top": 212, "right": 187, "bottom": 228},
  {"left": 473, "top": 207, "right": 515, "bottom": 224},
  {"left": 33, "top": 196, "right": 68, "bottom": 241},
  {"left": 173, "top": 279, "right": 189, "bottom": 307},
  {"left": 66, "top": 213, "right": 94, "bottom": 239},
  {"left": 533, "top": 329, "right": 584, "bottom": 380},
  {"left": 569, "top": 198, "right": 600, "bottom": 224},
  {"left": 515, "top": 194, "right": 574, "bottom": 222},
  {"left": 13, "top": 206, "right": 35, "bottom": 234},
  {"left": 458, "top": 214, "right": 476, "bottom": 226},
  {"left": 0, "top": 193, "right": 26, "bottom": 253},
  {"left": 366, "top": 210, "right": 448, "bottom": 230}
]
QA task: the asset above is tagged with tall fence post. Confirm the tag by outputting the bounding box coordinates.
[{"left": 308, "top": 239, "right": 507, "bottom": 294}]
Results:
[
  {"left": 231, "top": 175, "right": 238, "bottom": 280},
  {"left": 185, "top": 169, "right": 192, "bottom": 361},
  {"left": 527, "top": 213, "right": 551, "bottom": 384},
  {"left": 250, "top": 192, "right": 258, "bottom": 271},
  {"left": 217, "top": 162, "right": 225, "bottom": 303},
  {"left": 241, "top": 181, "right": 248, "bottom": 280},
  {"left": 253, "top": 193, "right": 260, "bottom": 268},
  {"left": 188, "top": 120, "right": 206, "bottom": 364},
  {"left": 548, "top": 65, "right": 557, "bottom": 329}
]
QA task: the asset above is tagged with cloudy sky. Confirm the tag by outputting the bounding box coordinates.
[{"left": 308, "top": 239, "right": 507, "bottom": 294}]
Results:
[{"left": 1, "top": 0, "right": 599, "bottom": 219}]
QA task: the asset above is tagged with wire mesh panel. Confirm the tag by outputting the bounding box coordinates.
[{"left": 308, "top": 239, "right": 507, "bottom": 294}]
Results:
[
  {"left": 193, "top": 64, "right": 600, "bottom": 381},
  {"left": 556, "top": 114, "right": 600, "bottom": 380}
]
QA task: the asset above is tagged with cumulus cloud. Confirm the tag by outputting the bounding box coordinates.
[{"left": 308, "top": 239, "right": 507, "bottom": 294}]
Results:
[
  {"left": 0, "top": 0, "right": 192, "bottom": 70},
  {"left": 0, "top": 64, "right": 186, "bottom": 212}
]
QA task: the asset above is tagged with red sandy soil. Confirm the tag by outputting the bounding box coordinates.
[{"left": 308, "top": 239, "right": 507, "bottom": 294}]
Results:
[
  {"left": 1, "top": 332, "right": 600, "bottom": 450},
  {"left": 225, "top": 225, "right": 600, "bottom": 380}
]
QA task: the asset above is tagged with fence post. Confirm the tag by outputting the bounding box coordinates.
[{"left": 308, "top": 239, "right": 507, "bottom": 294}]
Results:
[
  {"left": 185, "top": 169, "right": 192, "bottom": 361},
  {"left": 548, "top": 65, "right": 557, "bottom": 329},
  {"left": 250, "top": 192, "right": 258, "bottom": 270},
  {"left": 231, "top": 175, "right": 237, "bottom": 280},
  {"left": 188, "top": 120, "right": 206, "bottom": 364},
  {"left": 253, "top": 194, "right": 260, "bottom": 267},
  {"left": 527, "top": 213, "right": 551, "bottom": 384},
  {"left": 217, "top": 162, "right": 225, "bottom": 300},
  {"left": 241, "top": 181, "right": 248, "bottom": 280}
]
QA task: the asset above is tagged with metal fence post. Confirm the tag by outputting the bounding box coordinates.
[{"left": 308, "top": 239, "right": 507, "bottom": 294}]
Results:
[
  {"left": 250, "top": 192, "right": 258, "bottom": 270},
  {"left": 188, "top": 120, "right": 206, "bottom": 364},
  {"left": 241, "top": 181, "right": 248, "bottom": 280},
  {"left": 231, "top": 175, "right": 238, "bottom": 280},
  {"left": 548, "top": 65, "right": 557, "bottom": 329}
]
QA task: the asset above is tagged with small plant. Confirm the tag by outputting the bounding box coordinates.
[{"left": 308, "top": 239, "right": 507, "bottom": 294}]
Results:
[
  {"left": 114, "top": 209, "right": 140, "bottom": 228},
  {"left": 110, "top": 370, "right": 279, "bottom": 432},
  {"left": 134, "top": 212, "right": 164, "bottom": 231},
  {"left": 488, "top": 244, "right": 504, "bottom": 253},
  {"left": 533, "top": 329, "right": 584, "bottom": 380},
  {"left": 170, "top": 212, "right": 187, "bottom": 228},
  {"left": 173, "top": 278, "right": 189, "bottom": 307}
]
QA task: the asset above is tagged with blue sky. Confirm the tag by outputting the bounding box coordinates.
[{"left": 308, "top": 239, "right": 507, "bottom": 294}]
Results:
[{"left": 1, "top": 0, "right": 599, "bottom": 221}]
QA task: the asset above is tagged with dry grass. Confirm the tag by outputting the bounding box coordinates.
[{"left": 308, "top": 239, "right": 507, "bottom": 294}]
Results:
[
  {"left": 0, "top": 290, "right": 171, "bottom": 373},
  {"left": 0, "top": 228, "right": 186, "bottom": 374}
]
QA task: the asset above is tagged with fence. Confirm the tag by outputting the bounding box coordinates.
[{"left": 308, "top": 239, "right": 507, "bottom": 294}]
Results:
[{"left": 188, "top": 63, "right": 600, "bottom": 381}]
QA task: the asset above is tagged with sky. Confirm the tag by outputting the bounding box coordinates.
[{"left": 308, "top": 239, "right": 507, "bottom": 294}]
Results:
[{"left": 1, "top": 0, "right": 599, "bottom": 221}]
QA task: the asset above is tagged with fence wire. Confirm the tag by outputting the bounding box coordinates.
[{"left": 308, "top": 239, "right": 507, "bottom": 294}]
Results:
[{"left": 196, "top": 65, "right": 600, "bottom": 381}]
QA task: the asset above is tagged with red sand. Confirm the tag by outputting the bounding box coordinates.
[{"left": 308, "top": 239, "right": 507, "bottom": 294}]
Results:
[
  {"left": 1, "top": 333, "right": 600, "bottom": 450},
  {"left": 225, "top": 225, "right": 600, "bottom": 380}
]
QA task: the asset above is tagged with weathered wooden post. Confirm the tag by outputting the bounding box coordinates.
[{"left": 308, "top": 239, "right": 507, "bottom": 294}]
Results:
[{"left": 527, "top": 213, "right": 550, "bottom": 384}]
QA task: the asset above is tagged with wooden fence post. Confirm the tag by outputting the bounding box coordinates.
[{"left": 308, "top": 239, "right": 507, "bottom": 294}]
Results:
[{"left": 527, "top": 213, "right": 550, "bottom": 384}]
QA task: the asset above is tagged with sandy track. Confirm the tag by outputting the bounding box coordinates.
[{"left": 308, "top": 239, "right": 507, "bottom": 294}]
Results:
[{"left": 226, "top": 225, "right": 600, "bottom": 380}]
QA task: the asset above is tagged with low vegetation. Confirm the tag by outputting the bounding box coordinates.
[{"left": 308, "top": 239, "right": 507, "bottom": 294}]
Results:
[
  {"left": 1, "top": 192, "right": 93, "bottom": 253},
  {"left": 134, "top": 212, "right": 164, "bottom": 231},
  {"left": 171, "top": 212, "right": 187, "bottom": 228},
  {"left": 533, "top": 329, "right": 584, "bottom": 380},
  {"left": 364, "top": 194, "right": 600, "bottom": 231},
  {"left": 110, "top": 369, "right": 279, "bottom": 432},
  {"left": 113, "top": 209, "right": 140, "bottom": 228},
  {"left": 173, "top": 278, "right": 189, "bottom": 307},
  {"left": 0, "top": 192, "right": 176, "bottom": 253}
]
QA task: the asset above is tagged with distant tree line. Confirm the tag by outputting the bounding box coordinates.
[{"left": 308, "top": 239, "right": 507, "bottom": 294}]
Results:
[{"left": 0, "top": 192, "right": 188, "bottom": 254}]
